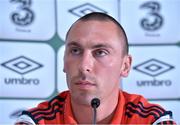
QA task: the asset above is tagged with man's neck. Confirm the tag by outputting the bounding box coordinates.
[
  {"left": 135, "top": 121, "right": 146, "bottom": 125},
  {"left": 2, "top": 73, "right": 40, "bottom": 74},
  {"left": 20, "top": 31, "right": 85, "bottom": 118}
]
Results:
[{"left": 71, "top": 91, "right": 119, "bottom": 124}]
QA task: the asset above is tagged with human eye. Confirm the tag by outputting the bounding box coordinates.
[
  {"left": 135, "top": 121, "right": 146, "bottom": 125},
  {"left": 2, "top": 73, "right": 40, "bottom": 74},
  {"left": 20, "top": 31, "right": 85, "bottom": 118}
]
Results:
[
  {"left": 94, "top": 49, "right": 109, "bottom": 57},
  {"left": 70, "top": 47, "right": 82, "bottom": 55}
]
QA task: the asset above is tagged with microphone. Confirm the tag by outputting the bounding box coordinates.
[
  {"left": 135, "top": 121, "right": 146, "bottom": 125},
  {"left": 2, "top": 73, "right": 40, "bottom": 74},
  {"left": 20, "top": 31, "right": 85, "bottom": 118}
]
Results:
[{"left": 91, "top": 98, "right": 100, "bottom": 125}]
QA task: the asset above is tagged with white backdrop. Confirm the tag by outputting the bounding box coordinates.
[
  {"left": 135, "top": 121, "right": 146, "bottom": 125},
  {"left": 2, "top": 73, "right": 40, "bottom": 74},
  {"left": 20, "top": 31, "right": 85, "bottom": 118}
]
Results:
[{"left": 0, "top": 0, "right": 179, "bottom": 124}]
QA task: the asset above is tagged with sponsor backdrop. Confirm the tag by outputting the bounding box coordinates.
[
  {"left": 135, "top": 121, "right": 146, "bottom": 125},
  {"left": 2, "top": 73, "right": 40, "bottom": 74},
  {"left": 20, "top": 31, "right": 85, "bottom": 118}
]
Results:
[{"left": 0, "top": 0, "right": 179, "bottom": 124}]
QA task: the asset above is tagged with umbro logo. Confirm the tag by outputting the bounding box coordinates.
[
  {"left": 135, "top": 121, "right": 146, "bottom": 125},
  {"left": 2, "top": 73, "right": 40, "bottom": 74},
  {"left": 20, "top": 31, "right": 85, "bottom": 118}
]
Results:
[
  {"left": 1, "top": 56, "right": 43, "bottom": 75},
  {"left": 69, "top": 3, "right": 107, "bottom": 17},
  {"left": 133, "top": 59, "right": 174, "bottom": 77}
]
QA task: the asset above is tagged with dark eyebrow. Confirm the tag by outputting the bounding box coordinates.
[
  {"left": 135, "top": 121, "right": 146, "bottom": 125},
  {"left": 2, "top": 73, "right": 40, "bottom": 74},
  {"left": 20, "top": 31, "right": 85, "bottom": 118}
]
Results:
[
  {"left": 66, "top": 41, "right": 113, "bottom": 50},
  {"left": 66, "top": 41, "right": 82, "bottom": 47},
  {"left": 92, "top": 44, "right": 112, "bottom": 49}
]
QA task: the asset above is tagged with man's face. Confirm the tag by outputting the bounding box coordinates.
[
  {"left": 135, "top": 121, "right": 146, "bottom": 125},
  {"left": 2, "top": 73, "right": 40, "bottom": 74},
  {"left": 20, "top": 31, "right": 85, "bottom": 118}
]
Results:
[{"left": 64, "top": 20, "right": 131, "bottom": 105}]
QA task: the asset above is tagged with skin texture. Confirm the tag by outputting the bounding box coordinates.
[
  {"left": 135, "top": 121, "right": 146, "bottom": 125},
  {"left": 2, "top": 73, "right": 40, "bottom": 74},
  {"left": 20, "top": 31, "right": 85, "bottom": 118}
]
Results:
[{"left": 63, "top": 20, "right": 132, "bottom": 124}]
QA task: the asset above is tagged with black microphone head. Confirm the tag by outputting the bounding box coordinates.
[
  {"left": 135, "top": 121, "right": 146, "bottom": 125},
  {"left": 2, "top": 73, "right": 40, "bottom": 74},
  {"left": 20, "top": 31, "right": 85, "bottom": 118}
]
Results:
[{"left": 91, "top": 98, "right": 100, "bottom": 108}]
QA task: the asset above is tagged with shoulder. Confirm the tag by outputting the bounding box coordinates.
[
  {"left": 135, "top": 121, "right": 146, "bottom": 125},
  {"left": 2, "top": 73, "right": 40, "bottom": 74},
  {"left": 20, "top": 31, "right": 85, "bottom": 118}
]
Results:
[
  {"left": 122, "top": 91, "right": 176, "bottom": 124},
  {"left": 34, "top": 90, "right": 68, "bottom": 109},
  {"left": 16, "top": 91, "right": 69, "bottom": 124},
  {"left": 27, "top": 90, "right": 68, "bottom": 114}
]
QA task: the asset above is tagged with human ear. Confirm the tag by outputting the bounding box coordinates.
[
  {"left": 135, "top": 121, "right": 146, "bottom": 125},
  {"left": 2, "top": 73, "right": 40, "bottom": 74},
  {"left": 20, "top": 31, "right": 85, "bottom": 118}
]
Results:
[
  {"left": 63, "top": 61, "right": 67, "bottom": 73},
  {"left": 63, "top": 58, "right": 67, "bottom": 73},
  {"left": 63, "top": 67, "right": 66, "bottom": 73},
  {"left": 120, "top": 55, "right": 132, "bottom": 77}
]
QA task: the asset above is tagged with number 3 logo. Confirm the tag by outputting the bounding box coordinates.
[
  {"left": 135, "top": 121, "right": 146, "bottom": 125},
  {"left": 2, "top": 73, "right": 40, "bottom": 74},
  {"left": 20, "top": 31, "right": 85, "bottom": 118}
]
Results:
[
  {"left": 140, "top": 1, "right": 163, "bottom": 31},
  {"left": 10, "top": 0, "right": 35, "bottom": 26}
]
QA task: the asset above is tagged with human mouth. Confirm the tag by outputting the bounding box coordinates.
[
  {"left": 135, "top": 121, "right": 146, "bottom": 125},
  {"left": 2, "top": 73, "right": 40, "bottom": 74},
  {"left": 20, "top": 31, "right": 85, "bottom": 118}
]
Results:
[{"left": 75, "top": 81, "right": 96, "bottom": 89}]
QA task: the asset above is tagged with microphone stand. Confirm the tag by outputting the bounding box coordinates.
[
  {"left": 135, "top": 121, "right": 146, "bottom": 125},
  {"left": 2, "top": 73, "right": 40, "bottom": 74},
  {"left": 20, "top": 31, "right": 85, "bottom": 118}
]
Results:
[
  {"left": 92, "top": 105, "right": 97, "bottom": 125},
  {"left": 91, "top": 98, "right": 100, "bottom": 125}
]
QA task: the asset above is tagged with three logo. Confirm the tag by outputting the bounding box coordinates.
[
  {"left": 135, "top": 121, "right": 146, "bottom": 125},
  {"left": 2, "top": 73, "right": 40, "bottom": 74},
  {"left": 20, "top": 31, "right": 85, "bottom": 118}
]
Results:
[
  {"left": 140, "top": 1, "right": 164, "bottom": 31},
  {"left": 10, "top": 0, "right": 35, "bottom": 26}
]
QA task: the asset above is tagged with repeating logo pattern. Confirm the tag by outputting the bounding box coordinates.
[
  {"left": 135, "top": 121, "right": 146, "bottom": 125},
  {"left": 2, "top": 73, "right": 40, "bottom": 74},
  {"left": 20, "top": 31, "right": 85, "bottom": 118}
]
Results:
[
  {"left": 10, "top": 0, "right": 35, "bottom": 26},
  {"left": 0, "top": 0, "right": 179, "bottom": 124},
  {"left": 140, "top": 1, "right": 164, "bottom": 31},
  {"left": 1, "top": 56, "right": 43, "bottom": 75},
  {"left": 133, "top": 58, "right": 174, "bottom": 77},
  {"left": 69, "top": 3, "right": 107, "bottom": 17}
]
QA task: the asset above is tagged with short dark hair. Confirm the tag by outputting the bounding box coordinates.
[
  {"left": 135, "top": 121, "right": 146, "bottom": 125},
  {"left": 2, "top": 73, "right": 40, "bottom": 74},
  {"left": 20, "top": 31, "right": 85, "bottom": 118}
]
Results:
[{"left": 65, "top": 12, "right": 129, "bottom": 55}]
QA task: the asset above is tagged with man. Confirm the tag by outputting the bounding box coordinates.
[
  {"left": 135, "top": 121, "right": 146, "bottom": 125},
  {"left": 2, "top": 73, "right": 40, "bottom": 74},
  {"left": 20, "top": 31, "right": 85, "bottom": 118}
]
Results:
[{"left": 16, "top": 12, "right": 176, "bottom": 124}]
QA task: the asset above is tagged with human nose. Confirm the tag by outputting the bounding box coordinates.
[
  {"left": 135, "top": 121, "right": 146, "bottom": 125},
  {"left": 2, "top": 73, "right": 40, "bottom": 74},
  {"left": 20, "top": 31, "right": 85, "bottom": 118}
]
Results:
[{"left": 79, "top": 51, "right": 94, "bottom": 73}]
